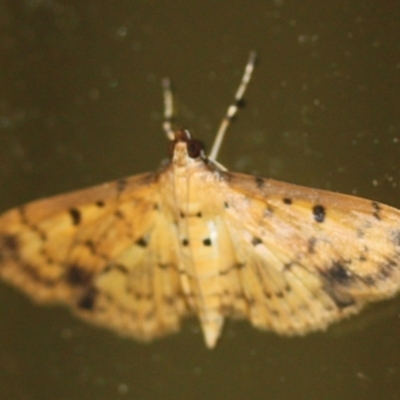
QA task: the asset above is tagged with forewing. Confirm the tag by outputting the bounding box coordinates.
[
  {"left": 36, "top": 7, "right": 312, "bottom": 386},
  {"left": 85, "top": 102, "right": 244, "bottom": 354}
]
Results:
[
  {"left": 221, "top": 172, "right": 400, "bottom": 335},
  {"left": 0, "top": 173, "right": 190, "bottom": 341}
]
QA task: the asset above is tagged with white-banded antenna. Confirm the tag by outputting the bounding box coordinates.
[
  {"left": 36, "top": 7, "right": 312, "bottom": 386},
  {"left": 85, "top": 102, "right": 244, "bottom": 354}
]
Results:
[
  {"left": 162, "top": 77, "right": 175, "bottom": 140},
  {"left": 209, "top": 51, "right": 257, "bottom": 161}
]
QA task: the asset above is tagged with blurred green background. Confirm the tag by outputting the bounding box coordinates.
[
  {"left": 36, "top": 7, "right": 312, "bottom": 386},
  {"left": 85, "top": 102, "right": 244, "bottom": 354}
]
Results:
[{"left": 0, "top": 1, "right": 400, "bottom": 399}]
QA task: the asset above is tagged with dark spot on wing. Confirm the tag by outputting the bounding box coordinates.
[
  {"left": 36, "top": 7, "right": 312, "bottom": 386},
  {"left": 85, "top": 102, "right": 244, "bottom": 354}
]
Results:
[
  {"left": 312, "top": 205, "right": 325, "bottom": 223},
  {"left": 182, "top": 238, "right": 189, "bottom": 246},
  {"left": 96, "top": 200, "right": 105, "bottom": 207},
  {"left": 359, "top": 254, "right": 367, "bottom": 262},
  {"left": 325, "top": 261, "right": 353, "bottom": 285},
  {"left": 283, "top": 198, "right": 292, "bottom": 205},
  {"left": 224, "top": 202, "right": 229, "bottom": 209},
  {"left": 283, "top": 262, "right": 294, "bottom": 270},
  {"left": 263, "top": 290, "right": 272, "bottom": 299},
  {"left": 319, "top": 261, "right": 357, "bottom": 306},
  {"left": 363, "top": 276, "right": 375, "bottom": 286},
  {"left": 255, "top": 176, "right": 264, "bottom": 188},
  {"left": 372, "top": 201, "right": 381, "bottom": 220},
  {"left": 69, "top": 208, "right": 81, "bottom": 226},
  {"left": 264, "top": 205, "right": 274, "bottom": 217},
  {"left": 83, "top": 239, "right": 97, "bottom": 254},
  {"left": 153, "top": 203, "right": 159, "bottom": 210},
  {"left": 0, "top": 234, "right": 20, "bottom": 253},
  {"left": 66, "top": 265, "right": 93, "bottom": 286},
  {"left": 136, "top": 237, "right": 148, "bottom": 247},
  {"left": 377, "top": 259, "right": 398, "bottom": 279},
  {"left": 181, "top": 210, "right": 203, "bottom": 218},
  {"left": 203, "top": 238, "right": 212, "bottom": 246},
  {"left": 78, "top": 287, "right": 98, "bottom": 310},
  {"left": 251, "top": 237, "right": 262, "bottom": 246}
]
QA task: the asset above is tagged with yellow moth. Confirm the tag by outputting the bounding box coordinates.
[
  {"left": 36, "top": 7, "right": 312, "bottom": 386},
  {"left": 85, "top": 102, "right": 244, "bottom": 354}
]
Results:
[{"left": 1, "top": 52, "right": 400, "bottom": 349}]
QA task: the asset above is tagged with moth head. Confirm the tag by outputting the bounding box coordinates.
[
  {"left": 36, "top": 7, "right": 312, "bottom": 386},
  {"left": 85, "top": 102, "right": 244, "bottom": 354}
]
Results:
[{"left": 169, "top": 129, "right": 206, "bottom": 166}]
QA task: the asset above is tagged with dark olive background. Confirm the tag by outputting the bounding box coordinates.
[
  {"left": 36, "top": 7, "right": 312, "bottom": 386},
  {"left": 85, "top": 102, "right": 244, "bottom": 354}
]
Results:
[{"left": 0, "top": 1, "right": 400, "bottom": 399}]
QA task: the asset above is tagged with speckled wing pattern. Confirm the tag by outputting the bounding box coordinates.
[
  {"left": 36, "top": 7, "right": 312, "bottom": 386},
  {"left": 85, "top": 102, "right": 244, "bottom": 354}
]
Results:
[
  {"left": 1, "top": 134, "right": 400, "bottom": 348},
  {"left": 0, "top": 173, "right": 191, "bottom": 342},
  {"left": 218, "top": 171, "right": 400, "bottom": 335}
]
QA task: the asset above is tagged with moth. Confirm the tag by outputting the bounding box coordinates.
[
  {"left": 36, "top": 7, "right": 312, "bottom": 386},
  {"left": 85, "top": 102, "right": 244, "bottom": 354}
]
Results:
[{"left": 1, "top": 51, "right": 400, "bottom": 349}]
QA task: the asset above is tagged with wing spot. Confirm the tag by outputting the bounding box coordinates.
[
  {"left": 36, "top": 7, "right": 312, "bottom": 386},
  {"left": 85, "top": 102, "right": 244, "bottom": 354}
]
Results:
[
  {"left": 203, "top": 238, "right": 212, "bottom": 246},
  {"left": 359, "top": 254, "right": 367, "bottom": 262},
  {"left": 135, "top": 237, "right": 148, "bottom": 247},
  {"left": 255, "top": 176, "right": 264, "bottom": 188},
  {"left": 0, "top": 234, "right": 20, "bottom": 253},
  {"left": 283, "top": 198, "right": 292, "bottom": 205},
  {"left": 66, "top": 265, "right": 93, "bottom": 286},
  {"left": 264, "top": 205, "right": 274, "bottom": 217},
  {"left": 363, "top": 276, "right": 375, "bottom": 286},
  {"left": 196, "top": 211, "right": 202, "bottom": 218},
  {"left": 95, "top": 200, "right": 105, "bottom": 207},
  {"left": 263, "top": 290, "right": 272, "bottom": 299},
  {"left": 69, "top": 208, "right": 81, "bottom": 226},
  {"left": 312, "top": 205, "right": 325, "bottom": 223},
  {"left": 224, "top": 202, "right": 229, "bottom": 209},
  {"left": 182, "top": 238, "right": 189, "bottom": 246},
  {"left": 372, "top": 201, "right": 381, "bottom": 220},
  {"left": 251, "top": 237, "right": 262, "bottom": 246},
  {"left": 78, "top": 287, "right": 98, "bottom": 310},
  {"left": 83, "top": 239, "right": 97, "bottom": 254},
  {"left": 325, "top": 261, "right": 352, "bottom": 284}
]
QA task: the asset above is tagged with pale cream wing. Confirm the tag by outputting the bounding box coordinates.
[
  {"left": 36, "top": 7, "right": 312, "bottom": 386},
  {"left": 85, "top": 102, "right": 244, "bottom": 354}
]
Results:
[
  {"left": 0, "top": 173, "right": 190, "bottom": 341},
  {"left": 220, "top": 171, "right": 400, "bottom": 335}
]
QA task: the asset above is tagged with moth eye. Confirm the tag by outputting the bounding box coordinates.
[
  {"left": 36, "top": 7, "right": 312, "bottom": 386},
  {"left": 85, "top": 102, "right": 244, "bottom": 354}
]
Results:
[{"left": 187, "top": 140, "right": 203, "bottom": 158}]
